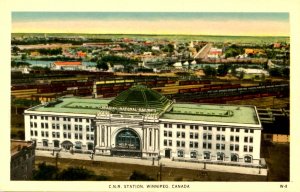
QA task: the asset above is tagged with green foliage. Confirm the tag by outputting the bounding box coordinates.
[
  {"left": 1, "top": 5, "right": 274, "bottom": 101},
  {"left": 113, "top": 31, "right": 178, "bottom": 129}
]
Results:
[
  {"left": 96, "top": 60, "right": 109, "bottom": 71},
  {"left": 12, "top": 98, "right": 40, "bottom": 107},
  {"left": 58, "top": 167, "right": 94, "bottom": 180},
  {"left": 11, "top": 60, "right": 31, "bottom": 67},
  {"left": 203, "top": 66, "right": 217, "bottom": 77},
  {"left": 33, "top": 162, "right": 58, "bottom": 180},
  {"left": 217, "top": 64, "right": 230, "bottom": 76},
  {"left": 224, "top": 45, "right": 243, "bottom": 58},
  {"left": 129, "top": 170, "right": 155, "bottom": 181}
]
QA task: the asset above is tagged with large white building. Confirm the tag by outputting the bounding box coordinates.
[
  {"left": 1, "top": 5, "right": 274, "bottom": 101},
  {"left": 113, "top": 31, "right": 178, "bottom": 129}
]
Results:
[{"left": 24, "top": 85, "right": 262, "bottom": 166}]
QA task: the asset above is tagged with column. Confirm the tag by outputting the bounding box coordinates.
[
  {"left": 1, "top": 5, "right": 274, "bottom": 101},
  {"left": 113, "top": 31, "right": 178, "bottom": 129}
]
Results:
[
  {"left": 142, "top": 128, "right": 145, "bottom": 149},
  {"left": 108, "top": 126, "right": 111, "bottom": 147},
  {"left": 97, "top": 125, "right": 101, "bottom": 147}
]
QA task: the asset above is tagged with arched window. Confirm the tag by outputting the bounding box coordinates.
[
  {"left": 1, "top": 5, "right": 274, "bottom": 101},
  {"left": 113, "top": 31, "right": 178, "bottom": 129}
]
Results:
[
  {"left": 75, "top": 141, "right": 82, "bottom": 149},
  {"left": 115, "top": 129, "right": 140, "bottom": 150},
  {"left": 61, "top": 140, "right": 73, "bottom": 150},
  {"left": 177, "top": 150, "right": 184, "bottom": 157},
  {"left": 217, "top": 152, "right": 224, "bottom": 161},
  {"left": 204, "top": 151, "right": 211, "bottom": 160},
  {"left": 231, "top": 154, "right": 238, "bottom": 162},
  {"left": 244, "top": 155, "right": 252, "bottom": 163},
  {"left": 42, "top": 139, "right": 48, "bottom": 147},
  {"left": 190, "top": 151, "right": 197, "bottom": 158}
]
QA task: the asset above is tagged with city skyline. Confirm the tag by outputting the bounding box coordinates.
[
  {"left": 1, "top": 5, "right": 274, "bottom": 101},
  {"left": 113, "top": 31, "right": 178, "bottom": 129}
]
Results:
[{"left": 12, "top": 12, "right": 289, "bottom": 36}]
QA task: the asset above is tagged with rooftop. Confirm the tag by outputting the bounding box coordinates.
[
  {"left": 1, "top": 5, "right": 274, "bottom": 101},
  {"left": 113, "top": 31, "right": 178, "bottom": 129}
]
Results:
[
  {"left": 162, "top": 103, "right": 260, "bottom": 125},
  {"left": 11, "top": 140, "right": 34, "bottom": 156},
  {"left": 27, "top": 97, "right": 110, "bottom": 115}
]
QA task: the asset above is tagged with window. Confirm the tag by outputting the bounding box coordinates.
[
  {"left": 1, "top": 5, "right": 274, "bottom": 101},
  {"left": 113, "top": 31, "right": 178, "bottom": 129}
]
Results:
[
  {"left": 216, "top": 134, "right": 220, "bottom": 141},
  {"left": 164, "top": 140, "right": 167, "bottom": 146},
  {"left": 207, "top": 134, "right": 212, "bottom": 140},
  {"left": 79, "top": 118, "right": 82, "bottom": 122},
  {"left": 249, "top": 146, "right": 253, "bottom": 152},
  {"left": 221, "top": 135, "right": 225, "bottom": 141},
  {"left": 190, "top": 133, "right": 193, "bottom": 139},
  {"left": 217, "top": 152, "right": 224, "bottom": 160},
  {"left": 222, "top": 127, "right": 226, "bottom": 131},
  {"left": 235, "top": 136, "right": 239, "bottom": 142},
  {"left": 230, "top": 136, "right": 234, "bottom": 141},
  {"left": 250, "top": 137, "right": 253, "bottom": 143},
  {"left": 30, "top": 115, "right": 33, "bottom": 119},
  {"left": 235, "top": 145, "right": 239, "bottom": 151},
  {"left": 245, "top": 129, "right": 249, "bottom": 133},
  {"left": 41, "top": 123, "right": 44, "bottom": 129},
  {"left": 56, "top": 124, "right": 60, "bottom": 129},
  {"left": 45, "top": 132, "right": 49, "bottom": 137},
  {"left": 52, "top": 132, "right": 56, "bottom": 138},
  {"left": 230, "top": 144, "right": 234, "bottom": 151},
  {"left": 203, "top": 142, "right": 207, "bottom": 149},
  {"left": 52, "top": 124, "right": 55, "bottom": 129},
  {"left": 244, "top": 145, "right": 248, "bottom": 152},
  {"left": 86, "top": 119, "right": 90, "bottom": 123},
  {"left": 182, "top": 125, "right": 185, "bottom": 129},
  {"left": 45, "top": 116, "right": 48, "bottom": 120},
  {"left": 203, "top": 126, "right": 207, "bottom": 130},
  {"left": 190, "top": 141, "right": 193, "bottom": 148},
  {"left": 63, "top": 124, "right": 67, "bottom": 130},
  {"left": 177, "top": 150, "right": 184, "bottom": 157},
  {"left": 216, "top": 143, "right": 220, "bottom": 150},
  {"left": 168, "top": 124, "right": 172, "bottom": 128},
  {"left": 30, "top": 130, "right": 33, "bottom": 136},
  {"left": 195, "top": 133, "right": 198, "bottom": 139},
  {"left": 63, "top": 133, "right": 67, "bottom": 138},
  {"left": 203, "top": 133, "right": 207, "bottom": 140},
  {"left": 79, "top": 125, "right": 82, "bottom": 131},
  {"left": 164, "top": 123, "right": 167, "bottom": 128},
  {"left": 34, "top": 122, "right": 37, "bottom": 128},
  {"left": 86, "top": 125, "right": 90, "bottom": 132},
  {"left": 41, "top": 131, "right": 44, "bottom": 137},
  {"left": 57, "top": 132, "right": 60, "bottom": 138},
  {"left": 74, "top": 141, "right": 82, "bottom": 149},
  {"left": 208, "top": 126, "right": 212, "bottom": 131},
  {"left": 30, "top": 122, "right": 33, "bottom": 128},
  {"left": 91, "top": 135, "right": 94, "bottom": 140},
  {"left": 177, "top": 124, "right": 180, "bottom": 128},
  {"left": 168, "top": 140, "right": 172, "bottom": 146},
  {"left": 91, "top": 126, "right": 94, "bottom": 132},
  {"left": 168, "top": 131, "right": 172, "bottom": 137},
  {"left": 75, "top": 118, "right": 78, "bottom": 122},
  {"left": 221, "top": 144, "right": 225, "bottom": 150},
  {"left": 236, "top": 129, "right": 240, "bottom": 132},
  {"left": 231, "top": 154, "right": 238, "bottom": 162},
  {"left": 195, "top": 142, "right": 198, "bottom": 148},
  {"left": 68, "top": 133, "right": 71, "bottom": 139},
  {"left": 245, "top": 155, "right": 252, "bottom": 163},
  {"left": 45, "top": 123, "right": 48, "bottom": 129},
  {"left": 63, "top": 117, "right": 67, "bottom": 121},
  {"left": 75, "top": 125, "right": 78, "bottom": 131},
  {"left": 230, "top": 128, "right": 234, "bottom": 132},
  {"left": 86, "top": 134, "right": 90, "bottom": 140},
  {"left": 43, "top": 140, "right": 48, "bottom": 147},
  {"left": 195, "top": 125, "right": 199, "bottom": 130},
  {"left": 75, "top": 133, "right": 78, "bottom": 139},
  {"left": 52, "top": 117, "right": 55, "bottom": 120},
  {"left": 250, "top": 130, "right": 254, "bottom": 133},
  {"left": 177, "top": 132, "right": 180, "bottom": 138},
  {"left": 68, "top": 124, "right": 71, "bottom": 130},
  {"left": 207, "top": 143, "right": 211, "bottom": 149},
  {"left": 41, "top": 116, "right": 44, "bottom": 120},
  {"left": 181, "top": 141, "right": 185, "bottom": 147},
  {"left": 217, "top": 127, "right": 221, "bottom": 131},
  {"left": 34, "top": 116, "right": 37, "bottom": 119},
  {"left": 164, "top": 131, "right": 168, "bottom": 137},
  {"left": 34, "top": 131, "right": 38, "bottom": 136},
  {"left": 56, "top": 117, "right": 59, "bottom": 121},
  {"left": 177, "top": 141, "right": 180, "bottom": 147},
  {"left": 190, "top": 125, "right": 194, "bottom": 130},
  {"left": 244, "top": 137, "right": 248, "bottom": 142},
  {"left": 204, "top": 152, "right": 210, "bottom": 160},
  {"left": 190, "top": 151, "right": 197, "bottom": 158}
]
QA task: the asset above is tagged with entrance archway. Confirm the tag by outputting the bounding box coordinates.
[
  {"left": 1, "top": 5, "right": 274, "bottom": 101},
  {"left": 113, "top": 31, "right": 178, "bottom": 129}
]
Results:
[{"left": 112, "top": 129, "right": 141, "bottom": 157}]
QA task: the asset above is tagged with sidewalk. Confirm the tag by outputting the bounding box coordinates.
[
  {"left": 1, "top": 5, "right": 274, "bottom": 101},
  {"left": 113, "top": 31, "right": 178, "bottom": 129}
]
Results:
[{"left": 36, "top": 150, "right": 268, "bottom": 176}]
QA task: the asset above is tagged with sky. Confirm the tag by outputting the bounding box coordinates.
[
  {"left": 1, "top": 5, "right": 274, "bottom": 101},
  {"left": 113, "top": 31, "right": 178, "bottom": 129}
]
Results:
[{"left": 12, "top": 12, "right": 289, "bottom": 36}]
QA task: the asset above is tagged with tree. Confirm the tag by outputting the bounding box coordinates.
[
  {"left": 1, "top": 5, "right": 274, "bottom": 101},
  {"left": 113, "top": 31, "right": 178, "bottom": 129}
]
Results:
[
  {"left": 203, "top": 66, "right": 217, "bottom": 77},
  {"left": 217, "top": 64, "right": 230, "bottom": 76},
  {"left": 57, "top": 167, "right": 94, "bottom": 180},
  {"left": 96, "top": 60, "right": 109, "bottom": 71},
  {"left": 33, "top": 162, "right": 58, "bottom": 180},
  {"left": 269, "top": 68, "right": 281, "bottom": 77},
  {"left": 129, "top": 170, "right": 154, "bottom": 181}
]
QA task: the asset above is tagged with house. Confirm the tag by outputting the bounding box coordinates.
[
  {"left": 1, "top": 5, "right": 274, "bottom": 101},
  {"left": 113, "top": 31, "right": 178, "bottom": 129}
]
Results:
[{"left": 51, "top": 61, "right": 84, "bottom": 70}]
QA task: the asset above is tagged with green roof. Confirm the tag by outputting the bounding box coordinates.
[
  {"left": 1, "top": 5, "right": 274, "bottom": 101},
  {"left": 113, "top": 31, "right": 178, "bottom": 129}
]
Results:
[
  {"left": 162, "top": 103, "right": 260, "bottom": 125},
  {"left": 108, "top": 85, "right": 171, "bottom": 111},
  {"left": 28, "top": 97, "right": 110, "bottom": 115}
]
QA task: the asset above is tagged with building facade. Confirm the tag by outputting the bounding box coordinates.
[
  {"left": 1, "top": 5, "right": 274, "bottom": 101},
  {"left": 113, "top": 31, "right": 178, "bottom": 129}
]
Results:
[
  {"left": 11, "top": 140, "right": 35, "bottom": 180},
  {"left": 24, "top": 85, "right": 262, "bottom": 166}
]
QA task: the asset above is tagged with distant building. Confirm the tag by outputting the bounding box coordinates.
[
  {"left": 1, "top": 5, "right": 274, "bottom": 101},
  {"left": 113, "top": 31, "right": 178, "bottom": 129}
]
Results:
[
  {"left": 207, "top": 48, "right": 222, "bottom": 59},
  {"left": 51, "top": 61, "right": 84, "bottom": 70},
  {"left": 236, "top": 68, "right": 269, "bottom": 79},
  {"left": 11, "top": 140, "right": 35, "bottom": 180}
]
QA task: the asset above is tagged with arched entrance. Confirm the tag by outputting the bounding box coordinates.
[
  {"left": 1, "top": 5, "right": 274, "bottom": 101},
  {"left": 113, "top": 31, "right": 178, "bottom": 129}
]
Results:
[
  {"left": 112, "top": 129, "right": 141, "bottom": 157},
  {"left": 61, "top": 140, "right": 73, "bottom": 150}
]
